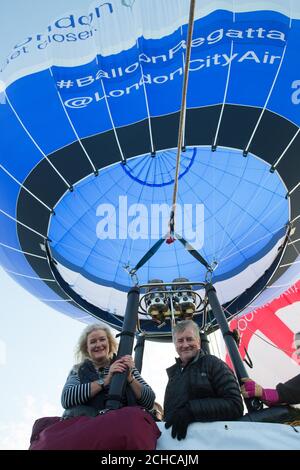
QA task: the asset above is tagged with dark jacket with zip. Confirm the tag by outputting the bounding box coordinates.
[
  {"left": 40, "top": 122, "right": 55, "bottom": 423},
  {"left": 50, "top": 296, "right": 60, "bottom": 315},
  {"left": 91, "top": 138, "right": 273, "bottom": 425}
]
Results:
[{"left": 164, "top": 350, "right": 243, "bottom": 422}]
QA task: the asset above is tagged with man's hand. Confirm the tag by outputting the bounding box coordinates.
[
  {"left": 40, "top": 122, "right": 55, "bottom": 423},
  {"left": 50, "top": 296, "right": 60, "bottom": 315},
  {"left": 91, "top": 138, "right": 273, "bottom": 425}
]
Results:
[{"left": 165, "top": 405, "right": 193, "bottom": 440}]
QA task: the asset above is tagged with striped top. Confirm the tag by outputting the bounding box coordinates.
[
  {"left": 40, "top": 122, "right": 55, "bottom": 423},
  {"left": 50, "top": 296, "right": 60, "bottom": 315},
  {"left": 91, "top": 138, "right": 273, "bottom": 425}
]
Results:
[{"left": 61, "top": 364, "right": 155, "bottom": 411}]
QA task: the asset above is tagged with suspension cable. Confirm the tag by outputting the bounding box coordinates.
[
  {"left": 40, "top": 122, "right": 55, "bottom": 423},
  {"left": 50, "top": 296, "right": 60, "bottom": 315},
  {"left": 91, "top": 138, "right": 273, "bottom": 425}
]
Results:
[{"left": 168, "top": 0, "right": 196, "bottom": 238}]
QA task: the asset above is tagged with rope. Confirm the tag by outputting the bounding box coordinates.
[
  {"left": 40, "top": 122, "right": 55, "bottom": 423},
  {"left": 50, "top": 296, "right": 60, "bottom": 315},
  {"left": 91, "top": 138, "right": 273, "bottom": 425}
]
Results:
[
  {"left": 4, "top": 91, "right": 72, "bottom": 191},
  {"left": 271, "top": 128, "right": 300, "bottom": 172},
  {"left": 55, "top": 84, "right": 98, "bottom": 175},
  {"left": 137, "top": 37, "right": 155, "bottom": 154},
  {"left": 212, "top": 40, "right": 234, "bottom": 150},
  {"left": 0, "top": 164, "right": 53, "bottom": 212},
  {"left": 100, "top": 78, "right": 126, "bottom": 163},
  {"left": 168, "top": 0, "right": 196, "bottom": 237},
  {"left": 244, "top": 44, "right": 287, "bottom": 156},
  {"left": 0, "top": 241, "right": 47, "bottom": 259},
  {"left": 0, "top": 208, "right": 48, "bottom": 239},
  {"left": 286, "top": 181, "right": 300, "bottom": 198}
]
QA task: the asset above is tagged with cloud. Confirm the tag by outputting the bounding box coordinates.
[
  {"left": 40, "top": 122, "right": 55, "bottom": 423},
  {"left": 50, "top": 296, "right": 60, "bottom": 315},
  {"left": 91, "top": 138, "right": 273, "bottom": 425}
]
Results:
[{"left": 0, "top": 394, "right": 61, "bottom": 450}]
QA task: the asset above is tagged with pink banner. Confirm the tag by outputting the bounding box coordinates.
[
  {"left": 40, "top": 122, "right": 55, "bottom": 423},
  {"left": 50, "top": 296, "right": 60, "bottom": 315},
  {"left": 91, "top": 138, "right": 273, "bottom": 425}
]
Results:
[{"left": 226, "top": 280, "right": 300, "bottom": 368}]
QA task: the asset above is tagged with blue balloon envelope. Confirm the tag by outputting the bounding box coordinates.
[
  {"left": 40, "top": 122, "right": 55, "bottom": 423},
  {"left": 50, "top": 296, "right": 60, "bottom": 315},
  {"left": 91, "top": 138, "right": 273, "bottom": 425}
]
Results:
[{"left": 0, "top": 0, "right": 299, "bottom": 335}]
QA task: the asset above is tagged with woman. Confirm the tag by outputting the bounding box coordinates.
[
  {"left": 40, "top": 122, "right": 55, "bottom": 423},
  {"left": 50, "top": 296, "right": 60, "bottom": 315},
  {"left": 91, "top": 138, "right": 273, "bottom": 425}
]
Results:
[
  {"left": 241, "top": 332, "right": 300, "bottom": 407},
  {"left": 61, "top": 323, "right": 155, "bottom": 415},
  {"left": 241, "top": 375, "right": 300, "bottom": 406},
  {"left": 30, "top": 323, "right": 160, "bottom": 450}
]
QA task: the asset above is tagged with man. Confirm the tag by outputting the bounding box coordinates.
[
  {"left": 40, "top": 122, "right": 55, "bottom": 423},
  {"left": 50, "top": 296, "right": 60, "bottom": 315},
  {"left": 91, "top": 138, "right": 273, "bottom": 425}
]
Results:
[{"left": 164, "top": 320, "right": 243, "bottom": 440}]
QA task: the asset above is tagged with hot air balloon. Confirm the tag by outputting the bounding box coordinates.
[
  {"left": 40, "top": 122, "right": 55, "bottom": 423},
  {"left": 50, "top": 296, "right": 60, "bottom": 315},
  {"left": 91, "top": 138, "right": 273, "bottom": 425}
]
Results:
[{"left": 1, "top": 0, "right": 299, "bottom": 338}]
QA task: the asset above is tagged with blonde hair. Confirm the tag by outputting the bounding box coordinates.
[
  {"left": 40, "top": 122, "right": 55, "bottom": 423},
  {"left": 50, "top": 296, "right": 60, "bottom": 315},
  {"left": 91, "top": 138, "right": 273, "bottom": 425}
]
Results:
[{"left": 75, "top": 323, "right": 118, "bottom": 364}]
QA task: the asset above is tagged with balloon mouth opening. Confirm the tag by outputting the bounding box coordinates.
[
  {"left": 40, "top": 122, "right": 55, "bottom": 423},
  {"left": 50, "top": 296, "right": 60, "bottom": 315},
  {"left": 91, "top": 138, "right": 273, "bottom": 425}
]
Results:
[{"left": 47, "top": 145, "right": 289, "bottom": 319}]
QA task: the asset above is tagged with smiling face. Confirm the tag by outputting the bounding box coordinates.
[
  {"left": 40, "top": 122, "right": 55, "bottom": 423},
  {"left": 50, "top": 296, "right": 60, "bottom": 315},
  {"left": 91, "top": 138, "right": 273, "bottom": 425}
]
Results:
[
  {"left": 86, "top": 329, "right": 110, "bottom": 366},
  {"left": 174, "top": 327, "right": 201, "bottom": 366}
]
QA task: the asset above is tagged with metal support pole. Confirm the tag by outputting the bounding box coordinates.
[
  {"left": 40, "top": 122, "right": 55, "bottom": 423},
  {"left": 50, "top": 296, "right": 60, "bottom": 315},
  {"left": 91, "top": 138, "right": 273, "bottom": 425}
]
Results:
[
  {"left": 106, "top": 287, "right": 140, "bottom": 410},
  {"left": 205, "top": 283, "right": 262, "bottom": 412},
  {"left": 134, "top": 333, "right": 146, "bottom": 373}
]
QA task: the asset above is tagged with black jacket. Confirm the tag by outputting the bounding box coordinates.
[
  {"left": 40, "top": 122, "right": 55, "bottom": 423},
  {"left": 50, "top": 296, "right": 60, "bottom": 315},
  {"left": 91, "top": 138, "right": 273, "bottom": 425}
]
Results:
[
  {"left": 164, "top": 351, "right": 243, "bottom": 422},
  {"left": 277, "top": 373, "right": 300, "bottom": 405}
]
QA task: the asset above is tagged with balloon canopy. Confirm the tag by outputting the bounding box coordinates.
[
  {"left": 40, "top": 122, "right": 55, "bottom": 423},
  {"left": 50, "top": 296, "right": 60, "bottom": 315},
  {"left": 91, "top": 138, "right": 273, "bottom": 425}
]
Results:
[{"left": 0, "top": 0, "right": 299, "bottom": 335}]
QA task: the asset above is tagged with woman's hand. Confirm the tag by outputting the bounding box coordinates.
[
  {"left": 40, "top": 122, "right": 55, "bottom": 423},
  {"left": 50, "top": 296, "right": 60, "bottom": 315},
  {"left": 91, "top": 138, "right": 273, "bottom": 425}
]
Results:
[
  {"left": 105, "top": 358, "right": 129, "bottom": 385},
  {"left": 120, "top": 355, "right": 135, "bottom": 382},
  {"left": 240, "top": 378, "right": 263, "bottom": 398},
  {"left": 240, "top": 378, "right": 279, "bottom": 406}
]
